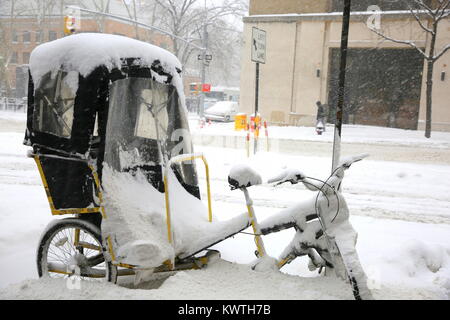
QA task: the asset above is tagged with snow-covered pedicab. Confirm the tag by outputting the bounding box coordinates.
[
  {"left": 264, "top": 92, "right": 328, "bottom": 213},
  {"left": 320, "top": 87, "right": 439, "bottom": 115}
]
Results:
[
  {"left": 25, "top": 33, "right": 251, "bottom": 284},
  {"left": 25, "top": 33, "right": 373, "bottom": 300}
]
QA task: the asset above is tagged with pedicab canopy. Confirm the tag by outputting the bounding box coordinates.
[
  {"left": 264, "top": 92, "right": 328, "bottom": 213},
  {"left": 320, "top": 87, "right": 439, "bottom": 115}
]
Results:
[
  {"left": 25, "top": 33, "right": 199, "bottom": 206},
  {"left": 25, "top": 33, "right": 251, "bottom": 267}
]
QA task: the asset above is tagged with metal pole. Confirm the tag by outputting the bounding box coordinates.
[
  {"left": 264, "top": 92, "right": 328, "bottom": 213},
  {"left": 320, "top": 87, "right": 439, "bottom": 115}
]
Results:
[
  {"left": 331, "top": 0, "right": 351, "bottom": 172},
  {"left": 132, "top": 0, "right": 139, "bottom": 40},
  {"left": 199, "top": 24, "right": 208, "bottom": 118},
  {"left": 254, "top": 62, "right": 260, "bottom": 154}
]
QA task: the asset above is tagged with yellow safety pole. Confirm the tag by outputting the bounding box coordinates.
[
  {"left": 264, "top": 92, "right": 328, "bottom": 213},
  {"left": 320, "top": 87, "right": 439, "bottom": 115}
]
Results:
[
  {"left": 163, "top": 153, "right": 213, "bottom": 258},
  {"left": 201, "top": 155, "right": 213, "bottom": 223},
  {"left": 163, "top": 173, "right": 173, "bottom": 244}
]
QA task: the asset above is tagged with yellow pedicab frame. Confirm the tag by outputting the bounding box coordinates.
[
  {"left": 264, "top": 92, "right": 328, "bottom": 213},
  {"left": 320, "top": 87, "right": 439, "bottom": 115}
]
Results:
[{"left": 163, "top": 153, "right": 213, "bottom": 268}]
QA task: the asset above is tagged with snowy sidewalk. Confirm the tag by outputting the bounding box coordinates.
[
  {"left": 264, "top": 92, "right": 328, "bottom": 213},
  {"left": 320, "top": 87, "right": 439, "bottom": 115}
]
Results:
[
  {"left": 189, "top": 117, "right": 450, "bottom": 149},
  {"left": 190, "top": 119, "right": 450, "bottom": 165},
  {"left": 1, "top": 111, "right": 449, "bottom": 299}
]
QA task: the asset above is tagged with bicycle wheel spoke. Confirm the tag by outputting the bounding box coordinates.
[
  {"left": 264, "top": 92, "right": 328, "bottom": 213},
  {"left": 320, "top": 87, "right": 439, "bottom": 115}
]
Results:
[{"left": 41, "top": 222, "right": 111, "bottom": 281}]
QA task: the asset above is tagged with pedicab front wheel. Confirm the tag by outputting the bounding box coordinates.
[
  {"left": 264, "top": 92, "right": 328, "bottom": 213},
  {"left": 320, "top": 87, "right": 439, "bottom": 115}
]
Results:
[{"left": 37, "top": 218, "right": 117, "bottom": 283}]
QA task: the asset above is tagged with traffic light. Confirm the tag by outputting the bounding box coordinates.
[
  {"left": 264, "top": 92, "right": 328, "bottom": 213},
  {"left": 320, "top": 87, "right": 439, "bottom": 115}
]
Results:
[{"left": 64, "top": 15, "right": 76, "bottom": 35}]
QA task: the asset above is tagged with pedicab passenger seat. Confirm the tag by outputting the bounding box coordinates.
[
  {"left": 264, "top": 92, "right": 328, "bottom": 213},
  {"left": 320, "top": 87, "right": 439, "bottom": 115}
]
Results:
[
  {"left": 176, "top": 215, "right": 251, "bottom": 260},
  {"left": 163, "top": 154, "right": 252, "bottom": 261}
]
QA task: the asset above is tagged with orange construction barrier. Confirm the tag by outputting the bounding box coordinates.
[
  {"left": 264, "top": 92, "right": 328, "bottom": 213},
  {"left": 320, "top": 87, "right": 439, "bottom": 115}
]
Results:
[{"left": 234, "top": 113, "right": 247, "bottom": 131}]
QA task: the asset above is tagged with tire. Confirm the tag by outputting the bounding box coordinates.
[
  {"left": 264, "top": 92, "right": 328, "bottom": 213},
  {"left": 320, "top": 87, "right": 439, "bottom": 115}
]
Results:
[{"left": 37, "top": 218, "right": 117, "bottom": 283}]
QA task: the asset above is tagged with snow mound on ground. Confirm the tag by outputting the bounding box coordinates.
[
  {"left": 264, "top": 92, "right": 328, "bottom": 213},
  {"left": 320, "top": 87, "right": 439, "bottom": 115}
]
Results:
[
  {"left": 251, "top": 255, "right": 279, "bottom": 272},
  {"left": 0, "top": 260, "right": 355, "bottom": 300},
  {"left": 380, "top": 240, "right": 450, "bottom": 298},
  {"left": 2, "top": 259, "right": 445, "bottom": 300},
  {"left": 401, "top": 240, "right": 449, "bottom": 275}
]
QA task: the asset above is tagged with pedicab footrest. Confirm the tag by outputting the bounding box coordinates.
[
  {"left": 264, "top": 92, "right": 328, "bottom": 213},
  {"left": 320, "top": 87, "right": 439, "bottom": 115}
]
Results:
[{"left": 153, "top": 250, "right": 221, "bottom": 273}]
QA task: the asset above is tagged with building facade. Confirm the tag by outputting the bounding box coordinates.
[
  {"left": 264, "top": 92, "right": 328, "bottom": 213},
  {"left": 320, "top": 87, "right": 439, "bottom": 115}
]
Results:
[
  {"left": 240, "top": 0, "right": 450, "bottom": 131},
  {"left": 0, "top": 14, "right": 172, "bottom": 98}
]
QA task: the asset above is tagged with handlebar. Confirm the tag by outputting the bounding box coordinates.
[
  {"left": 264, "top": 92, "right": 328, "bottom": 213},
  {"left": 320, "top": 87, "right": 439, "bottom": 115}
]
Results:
[
  {"left": 267, "top": 168, "right": 305, "bottom": 186},
  {"left": 269, "top": 153, "right": 369, "bottom": 187}
]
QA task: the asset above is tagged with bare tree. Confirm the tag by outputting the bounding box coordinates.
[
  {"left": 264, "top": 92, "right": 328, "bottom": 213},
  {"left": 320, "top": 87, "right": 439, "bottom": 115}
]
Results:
[
  {"left": 153, "top": 0, "right": 246, "bottom": 65},
  {"left": 78, "top": 0, "right": 112, "bottom": 32},
  {"left": 368, "top": 0, "right": 450, "bottom": 138},
  {"left": 0, "top": 0, "right": 33, "bottom": 96},
  {"left": 0, "top": 0, "right": 69, "bottom": 96},
  {"left": 198, "top": 20, "right": 243, "bottom": 86},
  {"left": 0, "top": 0, "right": 16, "bottom": 96},
  {"left": 121, "top": 0, "right": 139, "bottom": 39}
]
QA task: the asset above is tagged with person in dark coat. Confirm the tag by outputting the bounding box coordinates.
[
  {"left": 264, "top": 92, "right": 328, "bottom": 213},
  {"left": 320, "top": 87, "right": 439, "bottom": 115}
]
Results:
[{"left": 316, "top": 101, "right": 328, "bottom": 131}]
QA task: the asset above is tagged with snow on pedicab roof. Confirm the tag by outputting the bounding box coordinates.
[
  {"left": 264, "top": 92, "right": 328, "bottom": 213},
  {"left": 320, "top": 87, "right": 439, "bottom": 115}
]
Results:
[{"left": 29, "top": 33, "right": 182, "bottom": 88}]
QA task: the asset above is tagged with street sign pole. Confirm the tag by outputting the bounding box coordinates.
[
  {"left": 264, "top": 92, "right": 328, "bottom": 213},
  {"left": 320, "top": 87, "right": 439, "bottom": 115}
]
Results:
[
  {"left": 332, "top": 0, "right": 351, "bottom": 172},
  {"left": 254, "top": 62, "right": 260, "bottom": 154},
  {"left": 199, "top": 24, "right": 208, "bottom": 118},
  {"left": 251, "top": 27, "right": 266, "bottom": 155}
]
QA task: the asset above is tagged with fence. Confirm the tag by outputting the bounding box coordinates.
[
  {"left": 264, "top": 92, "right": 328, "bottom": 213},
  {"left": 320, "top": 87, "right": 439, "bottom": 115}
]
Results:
[{"left": 0, "top": 97, "right": 27, "bottom": 112}]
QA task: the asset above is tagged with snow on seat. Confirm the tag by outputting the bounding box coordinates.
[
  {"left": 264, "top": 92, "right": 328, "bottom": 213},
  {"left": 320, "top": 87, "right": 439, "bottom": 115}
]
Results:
[
  {"left": 101, "top": 165, "right": 250, "bottom": 268},
  {"left": 228, "top": 164, "right": 262, "bottom": 189}
]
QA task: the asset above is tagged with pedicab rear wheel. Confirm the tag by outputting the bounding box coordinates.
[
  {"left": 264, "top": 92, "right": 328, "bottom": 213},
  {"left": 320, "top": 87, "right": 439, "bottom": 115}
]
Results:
[{"left": 37, "top": 218, "right": 117, "bottom": 283}]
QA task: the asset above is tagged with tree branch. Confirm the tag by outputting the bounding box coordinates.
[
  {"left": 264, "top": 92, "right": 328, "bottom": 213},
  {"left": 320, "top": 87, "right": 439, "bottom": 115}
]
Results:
[
  {"left": 436, "top": 1, "right": 450, "bottom": 22},
  {"left": 408, "top": 6, "right": 434, "bottom": 34},
  {"left": 433, "top": 44, "right": 450, "bottom": 61},
  {"left": 369, "top": 26, "right": 429, "bottom": 59},
  {"left": 415, "top": 0, "right": 437, "bottom": 19}
]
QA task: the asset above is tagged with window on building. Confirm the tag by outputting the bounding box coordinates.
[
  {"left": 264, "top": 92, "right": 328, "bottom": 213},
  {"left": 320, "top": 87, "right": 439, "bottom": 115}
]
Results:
[
  {"left": 35, "top": 30, "right": 43, "bottom": 43},
  {"left": 48, "top": 30, "right": 57, "bottom": 41},
  {"left": 12, "top": 30, "right": 18, "bottom": 43},
  {"left": 22, "top": 52, "right": 30, "bottom": 64},
  {"left": 23, "top": 31, "right": 31, "bottom": 43},
  {"left": 10, "top": 52, "right": 18, "bottom": 64},
  {"left": 331, "top": 0, "right": 432, "bottom": 12}
]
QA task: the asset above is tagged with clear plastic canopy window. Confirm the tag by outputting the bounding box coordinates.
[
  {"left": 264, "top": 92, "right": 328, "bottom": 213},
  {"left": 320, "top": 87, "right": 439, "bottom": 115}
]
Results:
[
  {"left": 105, "top": 77, "right": 197, "bottom": 188},
  {"left": 32, "top": 70, "right": 77, "bottom": 138}
]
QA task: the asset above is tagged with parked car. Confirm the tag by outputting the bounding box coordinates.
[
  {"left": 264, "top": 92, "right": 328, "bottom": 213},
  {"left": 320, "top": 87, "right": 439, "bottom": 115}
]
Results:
[
  {"left": 204, "top": 98, "right": 219, "bottom": 110},
  {"left": 204, "top": 101, "right": 238, "bottom": 122}
]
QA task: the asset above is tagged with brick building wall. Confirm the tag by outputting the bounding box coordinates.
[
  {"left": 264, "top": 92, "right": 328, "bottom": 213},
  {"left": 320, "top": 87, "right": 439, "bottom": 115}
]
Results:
[{"left": 0, "top": 15, "right": 173, "bottom": 95}]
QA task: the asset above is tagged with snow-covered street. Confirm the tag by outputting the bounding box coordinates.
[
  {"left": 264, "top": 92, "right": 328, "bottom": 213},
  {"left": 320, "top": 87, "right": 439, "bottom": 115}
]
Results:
[{"left": 0, "top": 111, "right": 449, "bottom": 299}]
